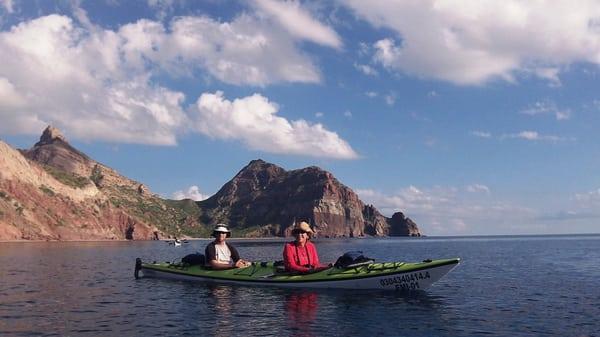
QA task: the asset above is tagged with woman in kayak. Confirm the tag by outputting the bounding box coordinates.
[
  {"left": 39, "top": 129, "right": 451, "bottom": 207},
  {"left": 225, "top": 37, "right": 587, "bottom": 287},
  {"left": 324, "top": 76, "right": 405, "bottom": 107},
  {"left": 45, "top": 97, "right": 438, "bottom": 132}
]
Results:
[
  {"left": 283, "top": 221, "right": 330, "bottom": 273},
  {"left": 205, "top": 224, "right": 250, "bottom": 269}
]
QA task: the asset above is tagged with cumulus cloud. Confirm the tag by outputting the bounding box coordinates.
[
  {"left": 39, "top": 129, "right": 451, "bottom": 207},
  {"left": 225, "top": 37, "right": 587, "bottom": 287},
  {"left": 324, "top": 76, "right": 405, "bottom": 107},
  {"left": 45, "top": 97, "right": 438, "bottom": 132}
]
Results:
[
  {"left": 343, "top": 0, "right": 600, "bottom": 85},
  {"left": 252, "top": 0, "right": 342, "bottom": 49},
  {"left": 172, "top": 185, "right": 210, "bottom": 201},
  {"left": 0, "top": 11, "right": 333, "bottom": 145},
  {"left": 356, "top": 185, "right": 534, "bottom": 235},
  {"left": 162, "top": 14, "right": 323, "bottom": 85},
  {"left": 0, "top": 15, "right": 187, "bottom": 144},
  {"left": 520, "top": 100, "right": 571, "bottom": 120},
  {"left": 190, "top": 91, "right": 358, "bottom": 159}
]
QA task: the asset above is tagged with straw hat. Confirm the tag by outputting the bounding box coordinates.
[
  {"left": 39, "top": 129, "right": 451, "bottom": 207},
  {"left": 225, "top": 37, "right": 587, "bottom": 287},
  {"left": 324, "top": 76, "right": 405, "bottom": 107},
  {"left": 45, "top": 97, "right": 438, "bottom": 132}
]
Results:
[
  {"left": 292, "top": 221, "right": 314, "bottom": 237},
  {"left": 212, "top": 224, "right": 231, "bottom": 238}
]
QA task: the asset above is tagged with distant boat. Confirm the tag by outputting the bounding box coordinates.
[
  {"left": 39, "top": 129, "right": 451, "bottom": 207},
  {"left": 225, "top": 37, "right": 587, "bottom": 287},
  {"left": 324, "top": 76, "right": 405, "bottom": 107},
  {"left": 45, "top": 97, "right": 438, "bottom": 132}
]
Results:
[{"left": 167, "top": 238, "right": 184, "bottom": 246}]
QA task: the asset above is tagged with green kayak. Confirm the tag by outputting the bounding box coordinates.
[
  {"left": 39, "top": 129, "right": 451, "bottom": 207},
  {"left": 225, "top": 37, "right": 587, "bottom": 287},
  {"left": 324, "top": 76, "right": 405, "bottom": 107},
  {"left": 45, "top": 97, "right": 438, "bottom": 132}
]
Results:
[{"left": 135, "top": 258, "right": 460, "bottom": 291}]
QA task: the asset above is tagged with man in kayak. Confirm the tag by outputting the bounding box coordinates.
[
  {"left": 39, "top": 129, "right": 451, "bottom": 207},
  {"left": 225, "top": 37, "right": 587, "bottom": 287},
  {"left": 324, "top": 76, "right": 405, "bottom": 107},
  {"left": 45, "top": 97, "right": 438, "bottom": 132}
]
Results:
[
  {"left": 205, "top": 224, "right": 251, "bottom": 269},
  {"left": 283, "top": 221, "right": 330, "bottom": 273}
]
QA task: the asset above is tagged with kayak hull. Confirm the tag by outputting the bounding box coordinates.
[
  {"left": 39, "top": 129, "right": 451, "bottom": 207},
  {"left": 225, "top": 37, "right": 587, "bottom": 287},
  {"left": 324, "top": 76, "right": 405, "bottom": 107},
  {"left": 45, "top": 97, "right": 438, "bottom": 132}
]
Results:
[{"left": 137, "top": 258, "right": 460, "bottom": 291}]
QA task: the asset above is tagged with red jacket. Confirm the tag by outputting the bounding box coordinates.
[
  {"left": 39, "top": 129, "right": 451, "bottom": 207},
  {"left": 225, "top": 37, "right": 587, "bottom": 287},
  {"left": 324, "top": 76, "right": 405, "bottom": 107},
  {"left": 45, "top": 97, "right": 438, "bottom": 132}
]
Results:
[{"left": 283, "top": 241, "right": 326, "bottom": 273}]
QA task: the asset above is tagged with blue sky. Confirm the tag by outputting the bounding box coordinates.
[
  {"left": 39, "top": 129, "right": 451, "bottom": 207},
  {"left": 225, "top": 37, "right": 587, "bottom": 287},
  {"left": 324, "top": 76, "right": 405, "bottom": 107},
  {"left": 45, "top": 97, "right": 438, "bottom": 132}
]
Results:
[{"left": 1, "top": 0, "right": 600, "bottom": 235}]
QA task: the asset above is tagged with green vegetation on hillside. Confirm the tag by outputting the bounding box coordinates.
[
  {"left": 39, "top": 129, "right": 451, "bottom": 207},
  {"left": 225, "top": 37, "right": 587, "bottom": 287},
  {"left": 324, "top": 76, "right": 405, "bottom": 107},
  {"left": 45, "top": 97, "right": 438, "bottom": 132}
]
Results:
[
  {"left": 90, "top": 164, "right": 104, "bottom": 187},
  {"left": 43, "top": 165, "right": 90, "bottom": 189},
  {"left": 107, "top": 185, "right": 210, "bottom": 237},
  {"left": 39, "top": 185, "right": 55, "bottom": 197}
]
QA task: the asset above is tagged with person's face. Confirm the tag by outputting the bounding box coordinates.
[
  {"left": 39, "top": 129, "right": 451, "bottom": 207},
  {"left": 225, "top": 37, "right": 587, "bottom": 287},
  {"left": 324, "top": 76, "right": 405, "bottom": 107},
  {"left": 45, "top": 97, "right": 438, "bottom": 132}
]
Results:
[
  {"left": 294, "top": 231, "right": 308, "bottom": 245},
  {"left": 215, "top": 232, "right": 227, "bottom": 243}
]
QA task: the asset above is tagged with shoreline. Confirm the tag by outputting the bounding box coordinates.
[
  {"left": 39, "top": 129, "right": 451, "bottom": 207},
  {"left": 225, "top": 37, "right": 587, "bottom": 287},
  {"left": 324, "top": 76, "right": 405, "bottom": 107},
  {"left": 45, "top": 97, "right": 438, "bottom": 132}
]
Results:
[{"left": 1, "top": 232, "right": 600, "bottom": 243}]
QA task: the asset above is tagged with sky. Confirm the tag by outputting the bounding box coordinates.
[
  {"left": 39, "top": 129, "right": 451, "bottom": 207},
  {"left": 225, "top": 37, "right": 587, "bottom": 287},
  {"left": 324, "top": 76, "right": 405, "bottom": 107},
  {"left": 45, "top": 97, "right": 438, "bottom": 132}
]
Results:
[{"left": 1, "top": 0, "right": 600, "bottom": 236}]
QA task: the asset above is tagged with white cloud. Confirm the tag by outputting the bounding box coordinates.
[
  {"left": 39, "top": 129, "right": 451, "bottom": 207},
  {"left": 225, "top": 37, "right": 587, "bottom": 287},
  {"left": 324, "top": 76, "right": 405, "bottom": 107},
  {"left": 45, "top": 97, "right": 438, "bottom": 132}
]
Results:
[
  {"left": 165, "top": 14, "right": 322, "bottom": 85},
  {"left": 501, "top": 130, "right": 570, "bottom": 142},
  {"left": 357, "top": 41, "right": 370, "bottom": 56},
  {"left": 315, "top": 111, "right": 324, "bottom": 118},
  {"left": 191, "top": 91, "right": 358, "bottom": 159},
  {"left": 520, "top": 100, "right": 571, "bottom": 120},
  {"left": 0, "top": 15, "right": 187, "bottom": 144},
  {"left": 252, "top": 0, "right": 342, "bottom": 49},
  {"left": 533, "top": 67, "right": 561, "bottom": 87},
  {"left": 466, "top": 184, "right": 490, "bottom": 194},
  {"left": 147, "top": 0, "right": 176, "bottom": 21},
  {"left": 356, "top": 186, "right": 534, "bottom": 235},
  {"left": 0, "top": 12, "right": 328, "bottom": 144},
  {"left": 1, "top": 0, "right": 13, "bottom": 13},
  {"left": 343, "top": 110, "right": 353, "bottom": 118},
  {"left": 470, "top": 130, "right": 492, "bottom": 138},
  {"left": 354, "top": 62, "right": 378, "bottom": 76},
  {"left": 365, "top": 91, "right": 378, "bottom": 98},
  {"left": 172, "top": 185, "right": 209, "bottom": 201},
  {"left": 344, "top": 0, "right": 600, "bottom": 85}
]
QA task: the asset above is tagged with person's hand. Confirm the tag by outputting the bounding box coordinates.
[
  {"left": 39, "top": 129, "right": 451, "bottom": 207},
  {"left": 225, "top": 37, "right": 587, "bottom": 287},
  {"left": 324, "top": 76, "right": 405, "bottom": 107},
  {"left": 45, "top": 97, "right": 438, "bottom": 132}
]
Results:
[{"left": 235, "top": 260, "right": 251, "bottom": 268}]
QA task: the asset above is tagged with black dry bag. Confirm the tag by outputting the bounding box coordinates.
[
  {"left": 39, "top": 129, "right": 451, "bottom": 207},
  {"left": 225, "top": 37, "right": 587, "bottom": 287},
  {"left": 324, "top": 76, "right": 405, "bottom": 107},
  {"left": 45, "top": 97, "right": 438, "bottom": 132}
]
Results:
[
  {"left": 181, "top": 253, "right": 205, "bottom": 266},
  {"left": 334, "top": 251, "right": 375, "bottom": 268}
]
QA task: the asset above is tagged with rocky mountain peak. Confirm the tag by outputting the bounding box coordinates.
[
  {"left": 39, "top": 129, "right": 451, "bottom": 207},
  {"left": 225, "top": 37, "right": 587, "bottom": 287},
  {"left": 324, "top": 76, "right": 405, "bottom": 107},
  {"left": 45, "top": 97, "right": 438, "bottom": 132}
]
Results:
[
  {"left": 199, "top": 159, "right": 421, "bottom": 237},
  {"left": 23, "top": 125, "right": 91, "bottom": 177},
  {"left": 237, "top": 159, "right": 284, "bottom": 175},
  {"left": 35, "top": 125, "right": 67, "bottom": 146}
]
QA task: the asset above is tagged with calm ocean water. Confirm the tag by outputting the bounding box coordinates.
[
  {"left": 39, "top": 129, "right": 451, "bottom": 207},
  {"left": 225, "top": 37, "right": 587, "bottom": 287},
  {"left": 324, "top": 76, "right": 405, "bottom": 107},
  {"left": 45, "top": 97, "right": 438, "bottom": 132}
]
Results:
[{"left": 1, "top": 235, "right": 599, "bottom": 337}]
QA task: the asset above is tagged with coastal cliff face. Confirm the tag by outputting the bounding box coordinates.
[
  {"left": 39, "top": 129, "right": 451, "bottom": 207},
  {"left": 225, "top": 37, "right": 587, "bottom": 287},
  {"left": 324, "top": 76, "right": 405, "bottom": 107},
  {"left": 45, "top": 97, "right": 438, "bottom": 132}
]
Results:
[
  {"left": 0, "top": 126, "right": 420, "bottom": 240},
  {"left": 0, "top": 126, "right": 202, "bottom": 240},
  {"left": 197, "top": 160, "right": 421, "bottom": 237}
]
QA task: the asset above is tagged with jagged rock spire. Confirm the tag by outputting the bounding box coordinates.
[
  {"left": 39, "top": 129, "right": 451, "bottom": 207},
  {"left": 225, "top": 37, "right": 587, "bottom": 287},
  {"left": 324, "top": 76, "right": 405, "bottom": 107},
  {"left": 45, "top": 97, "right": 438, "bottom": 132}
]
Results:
[{"left": 36, "top": 125, "right": 67, "bottom": 146}]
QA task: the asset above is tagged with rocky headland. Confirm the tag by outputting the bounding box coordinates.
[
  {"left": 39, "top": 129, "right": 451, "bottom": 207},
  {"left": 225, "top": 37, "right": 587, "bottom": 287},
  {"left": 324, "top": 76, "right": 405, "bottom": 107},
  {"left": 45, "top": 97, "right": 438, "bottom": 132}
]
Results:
[{"left": 0, "top": 126, "right": 420, "bottom": 240}]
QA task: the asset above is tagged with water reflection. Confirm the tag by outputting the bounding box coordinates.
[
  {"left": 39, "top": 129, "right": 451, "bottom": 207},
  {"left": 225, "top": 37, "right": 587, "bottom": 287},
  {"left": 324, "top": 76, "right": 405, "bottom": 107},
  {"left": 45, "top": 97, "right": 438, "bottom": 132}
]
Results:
[
  {"left": 206, "top": 285, "right": 235, "bottom": 337},
  {"left": 3, "top": 237, "right": 600, "bottom": 337},
  {"left": 285, "top": 291, "right": 318, "bottom": 337}
]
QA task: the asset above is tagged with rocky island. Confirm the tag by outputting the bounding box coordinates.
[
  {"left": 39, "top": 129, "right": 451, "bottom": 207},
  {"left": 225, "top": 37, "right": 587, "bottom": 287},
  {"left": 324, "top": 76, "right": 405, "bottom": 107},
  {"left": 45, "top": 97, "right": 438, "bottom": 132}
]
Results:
[{"left": 0, "top": 126, "right": 420, "bottom": 240}]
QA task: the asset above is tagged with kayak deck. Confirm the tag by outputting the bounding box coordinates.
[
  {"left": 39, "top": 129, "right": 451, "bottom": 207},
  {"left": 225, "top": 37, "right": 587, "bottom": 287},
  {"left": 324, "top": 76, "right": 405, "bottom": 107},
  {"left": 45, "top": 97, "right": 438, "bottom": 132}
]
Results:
[{"left": 136, "top": 258, "right": 460, "bottom": 291}]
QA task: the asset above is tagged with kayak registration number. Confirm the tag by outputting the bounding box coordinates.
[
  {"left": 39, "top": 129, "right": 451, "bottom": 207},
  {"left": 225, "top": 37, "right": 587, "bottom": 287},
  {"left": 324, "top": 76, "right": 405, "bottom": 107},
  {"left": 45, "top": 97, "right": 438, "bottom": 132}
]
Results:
[{"left": 379, "top": 271, "right": 430, "bottom": 290}]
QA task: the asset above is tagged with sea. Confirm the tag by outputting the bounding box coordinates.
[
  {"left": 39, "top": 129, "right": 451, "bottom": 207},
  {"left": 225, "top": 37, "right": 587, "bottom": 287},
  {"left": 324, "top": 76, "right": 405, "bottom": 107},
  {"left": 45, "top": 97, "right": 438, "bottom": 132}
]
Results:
[{"left": 1, "top": 235, "right": 599, "bottom": 337}]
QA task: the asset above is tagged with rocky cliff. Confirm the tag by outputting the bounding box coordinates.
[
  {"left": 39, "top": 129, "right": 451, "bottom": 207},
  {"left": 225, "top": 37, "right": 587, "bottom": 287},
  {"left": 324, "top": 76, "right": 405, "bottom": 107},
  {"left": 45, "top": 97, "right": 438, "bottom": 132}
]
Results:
[
  {"left": 0, "top": 126, "right": 204, "bottom": 240},
  {"left": 0, "top": 126, "right": 420, "bottom": 240},
  {"left": 197, "top": 160, "right": 421, "bottom": 237}
]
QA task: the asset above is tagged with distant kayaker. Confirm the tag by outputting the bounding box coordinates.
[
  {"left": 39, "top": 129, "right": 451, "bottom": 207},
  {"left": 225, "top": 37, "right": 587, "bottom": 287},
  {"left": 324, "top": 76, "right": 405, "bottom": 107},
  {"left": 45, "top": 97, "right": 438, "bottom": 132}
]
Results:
[
  {"left": 283, "top": 221, "right": 330, "bottom": 273},
  {"left": 205, "top": 224, "right": 250, "bottom": 269}
]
